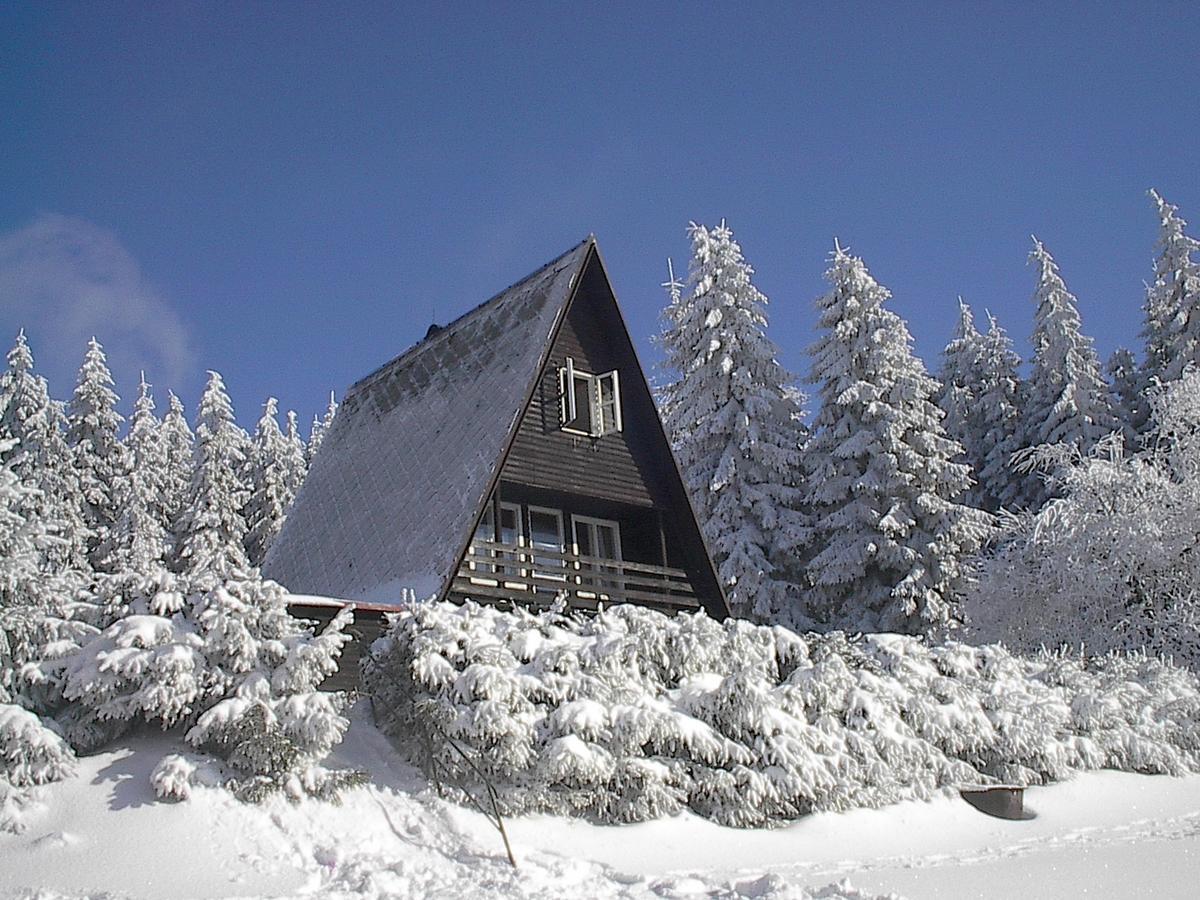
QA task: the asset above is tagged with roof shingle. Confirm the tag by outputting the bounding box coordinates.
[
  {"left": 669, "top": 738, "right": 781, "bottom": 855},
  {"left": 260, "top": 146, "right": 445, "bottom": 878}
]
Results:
[{"left": 263, "top": 239, "right": 592, "bottom": 603}]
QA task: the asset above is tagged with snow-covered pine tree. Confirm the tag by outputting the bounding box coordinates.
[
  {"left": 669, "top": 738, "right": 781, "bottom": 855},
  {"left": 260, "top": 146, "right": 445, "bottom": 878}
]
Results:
[
  {"left": 1106, "top": 347, "right": 1146, "bottom": 448},
  {"left": 27, "top": 560, "right": 361, "bottom": 798},
  {"left": 935, "top": 299, "right": 987, "bottom": 502},
  {"left": 1142, "top": 190, "right": 1200, "bottom": 393},
  {"left": 306, "top": 392, "right": 337, "bottom": 466},
  {"left": 0, "top": 332, "right": 89, "bottom": 572},
  {"left": 160, "top": 391, "right": 195, "bottom": 568},
  {"left": 1016, "top": 239, "right": 1116, "bottom": 510},
  {"left": 113, "top": 375, "right": 170, "bottom": 572},
  {"left": 658, "top": 222, "right": 808, "bottom": 624},
  {"left": 0, "top": 439, "right": 43, "bottom": 617},
  {"left": 801, "top": 243, "right": 990, "bottom": 635},
  {"left": 282, "top": 410, "right": 307, "bottom": 506},
  {"left": 66, "top": 338, "right": 127, "bottom": 572},
  {"left": 176, "top": 371, "right": 251, "bottom": 579},
  {"left": 974, "top": 313, "right": 1025, "bottom": 512},
  {"left": 0, "top": 435, "right": 57, "bottom": 724},
  {"left": 243, "top": 398, "right": 291, "bottom": 568}
]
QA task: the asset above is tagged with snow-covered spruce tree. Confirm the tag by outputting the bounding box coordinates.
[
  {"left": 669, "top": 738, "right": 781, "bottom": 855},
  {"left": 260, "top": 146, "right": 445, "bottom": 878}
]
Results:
[
  {"left": 973, "top": 313, "right": 1025, "bottom": 512},
  {"left": 801, "top": 244, "right": 990, "bottom": 635},
  {"left": 307, "top": 391, "right": 337, "bottom": 466},
  {"left": 113, "top": 375, "right": 170, "bottom": 572},
  {"left": 243, "top": 398, "right": 291, "bottom": 568},
  {"left": 935, "top": 299, "right": 989, "bottom": 506},
  {"left": 0, "top": 439, "right": 46, "bottom": 669},
  {"left": 1142, "top": 190, "right": 1200, "bottom": 394},
  {"left": 159, "top": 390, "right": 195, "bottom": 568},
  {"left": 283, "top": 410, "right": 308, "bottom": 503},
  {"left": 0, "top": 332, "right": 89, "bottom": 572},
  {"left": 966, "top": 369, "right": 1200, "bottom": 669},
  {"left": 176, "top": 371, "right": 251, "bottom": 578},
  {"left": 658, "top": 222, "right": 808, "bottom": 624},
  {"left": 1016, "top": 239, "right": 1116, "bottom": 510},
  {"left": 66, "top": 338, "right": 127, "bottom": 572},
  {"left": 29, "top": 564, "right": 363, "bottom": 799},
  {"left": 1, "top": 654, "right": 76, "bottom": 833},
  {"left": 0, "top": 437, "right": 88, "bottom": 799},
  {"left": 1107, "top": 347, "right": 1146, "bottom": 448}
]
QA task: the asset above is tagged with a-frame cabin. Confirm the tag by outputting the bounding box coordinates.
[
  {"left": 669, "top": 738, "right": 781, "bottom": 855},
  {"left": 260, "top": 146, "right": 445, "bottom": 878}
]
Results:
[{"left": 264, "top": 237, "right": 728, "bottom": 625}]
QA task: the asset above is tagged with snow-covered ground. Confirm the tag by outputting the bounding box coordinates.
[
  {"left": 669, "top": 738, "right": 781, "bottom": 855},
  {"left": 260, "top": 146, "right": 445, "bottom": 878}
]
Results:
[{"left": 2, "top": 703, "right": 1197, "bottom": 900}]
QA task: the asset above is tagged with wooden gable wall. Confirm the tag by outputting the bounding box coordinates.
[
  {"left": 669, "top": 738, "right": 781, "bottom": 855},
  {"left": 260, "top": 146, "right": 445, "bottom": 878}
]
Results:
[
  {"left": 494, "top": 250, "right": 727, "bottom": 618},
  {"left": 502, "top": 256, "right": 672, "bottom": 509}
]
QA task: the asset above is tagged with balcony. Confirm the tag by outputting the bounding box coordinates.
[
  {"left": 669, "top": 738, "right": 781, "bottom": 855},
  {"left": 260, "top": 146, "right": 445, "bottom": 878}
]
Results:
[{"left": 450, "top": 538, "right": 698, "bottom": 614}]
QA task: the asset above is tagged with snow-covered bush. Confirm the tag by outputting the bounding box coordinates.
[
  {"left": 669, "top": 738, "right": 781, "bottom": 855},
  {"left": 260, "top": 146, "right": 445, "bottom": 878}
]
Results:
[
  {"left": 151, "top": 752, "right": 199, "bottom": 801},
  {"left": 365, "top": 600, "right": 1200, "bottom": 827},
  {"left": 967, "top": 370, "right": 1200, "bottom": 669},
  {"left": 26, "top": 569, "right": 364, "bottom": 800},
  {"left": 187, "top": 691, "right": 366, "bottom": 802},
  {"left": 0, "top": 703, "right": 76, "bottom": 833},
  {"left": 0, "top": 703, "right": 75, "bottom": 788}
]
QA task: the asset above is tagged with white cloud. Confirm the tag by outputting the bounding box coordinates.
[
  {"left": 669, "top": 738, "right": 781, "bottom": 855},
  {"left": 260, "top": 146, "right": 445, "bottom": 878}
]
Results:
[{"left": 0, "top": 213, "right": 197, "bottom": 399}]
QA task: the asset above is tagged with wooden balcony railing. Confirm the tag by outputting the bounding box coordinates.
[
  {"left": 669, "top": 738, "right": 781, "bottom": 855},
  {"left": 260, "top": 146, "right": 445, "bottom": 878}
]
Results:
[{"left": 450, "top": 538, "right": 697, "bottom": 612}]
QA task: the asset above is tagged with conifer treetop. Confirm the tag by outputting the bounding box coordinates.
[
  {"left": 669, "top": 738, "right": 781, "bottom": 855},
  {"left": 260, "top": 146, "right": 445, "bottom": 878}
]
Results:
[
  {"left": 1143, "top": 189, "right": 1200, "bottom": 385},
  {"left": 972, "top": 311, "right": 1025, "bottom": 511},
  {"left": 66, "top": 337, "right": 127, "bottom": 571},
  {"left": 803, "top": 242, "right": 988, "bottom": 634},
  {"left": 0, "top": 331, "right": 91, "bottom": 571},
  {"left": 658, "top": 221, "right": 807, "bottom": 624},
  {"left": 307, "top": 391, "right": 337, "bottom": 464},
  {"left": 1025, "top": 238, "right": 1115, "bottom": 443},
  {"left": 177, "top": 370, "right": 250, "bottom": 577}
]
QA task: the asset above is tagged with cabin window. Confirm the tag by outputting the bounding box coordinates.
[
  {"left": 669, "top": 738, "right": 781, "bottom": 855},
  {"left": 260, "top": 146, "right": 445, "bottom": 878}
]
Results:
[
  {"left": 558, "top": 358, "right": 623, "bottom": 437},
  {"left": 468, "top": 503, "right": 523, "bottom": 577},
  {"left": 527, "top": 506, "right": 566, "bottom": 580},
  {"left": 571, "top": 514, "right": 623, "bottom": 597}
]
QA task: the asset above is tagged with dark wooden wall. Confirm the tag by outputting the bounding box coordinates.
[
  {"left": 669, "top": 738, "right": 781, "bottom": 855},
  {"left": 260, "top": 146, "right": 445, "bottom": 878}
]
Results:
[
  {"left": 495, "top": 480, "right": 664, "bottom": 566},
  {"left": 496, "top": 255, "right": 728, "bottom": 619},
  {"left": 290, "top": 603, "right": 391, "bottom": 692},
  {"left": 503, "top": 270, "right": 669, "bottom": 509}
]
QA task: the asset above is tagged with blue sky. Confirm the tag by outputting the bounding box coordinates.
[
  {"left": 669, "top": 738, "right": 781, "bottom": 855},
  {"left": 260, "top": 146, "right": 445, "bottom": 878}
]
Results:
[{"left": 1, "top": 1, "right": 1197, "bottom": 428}]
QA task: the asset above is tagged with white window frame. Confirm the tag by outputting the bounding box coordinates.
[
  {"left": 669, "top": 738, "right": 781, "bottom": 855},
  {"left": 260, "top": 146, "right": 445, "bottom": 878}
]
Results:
[
  {"left": 558, "top": 357, "right": 623, "bottom": 437},
  {"left": 496, "top": 501, "right": 526, "bottom": 586},
  {"left": 526, "top": 504, "right": 567, "bottom": 581},
  {"left": 570, "top": 514, "right": 623, "bottom": 600},
  {"left": 570, "top": 515, "right": 623, "bottom": 563},
  {"left": 594, "top": 369, "right": 622, "bottom": 435}
]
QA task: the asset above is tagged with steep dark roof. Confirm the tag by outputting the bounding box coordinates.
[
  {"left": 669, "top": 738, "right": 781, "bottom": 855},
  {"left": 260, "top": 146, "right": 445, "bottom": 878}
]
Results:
[{"left": 263, "top": 239, "right": 592, "bottom": 602}]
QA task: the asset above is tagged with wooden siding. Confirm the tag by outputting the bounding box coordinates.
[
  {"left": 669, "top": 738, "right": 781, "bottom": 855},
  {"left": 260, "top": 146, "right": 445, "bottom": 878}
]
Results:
[
  {"left": 503, "top": 271, "right": 668, "bottom": 508},
  {"left": 290, "top": 603, "right": 390, "bottom": 692},
  {"left": 494, "top": 254, "right": 727, "bottom": 620}
]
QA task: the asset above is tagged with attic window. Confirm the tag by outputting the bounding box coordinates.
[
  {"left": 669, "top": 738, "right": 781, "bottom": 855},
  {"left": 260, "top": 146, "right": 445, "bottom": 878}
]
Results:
[{"left": 558, "top": 357, "right": 622, "bottom": 437}]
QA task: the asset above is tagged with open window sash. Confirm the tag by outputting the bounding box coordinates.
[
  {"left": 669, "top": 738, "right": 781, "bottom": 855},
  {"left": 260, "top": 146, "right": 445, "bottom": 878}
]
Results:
[
  {"left": 559, "top": 357, "right": 577, "bottom": 425},
  {"left": 595, "top": 369, "right": 621, "bottom": 435},
  {"left": 559, "top": 357, "right": 622, "bottom": 437}
]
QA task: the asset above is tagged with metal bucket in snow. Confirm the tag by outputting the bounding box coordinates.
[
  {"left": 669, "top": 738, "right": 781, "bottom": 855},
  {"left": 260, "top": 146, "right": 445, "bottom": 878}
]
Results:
[{"left": 959, "top": 785, "right": 1030, "bottom": 820}]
